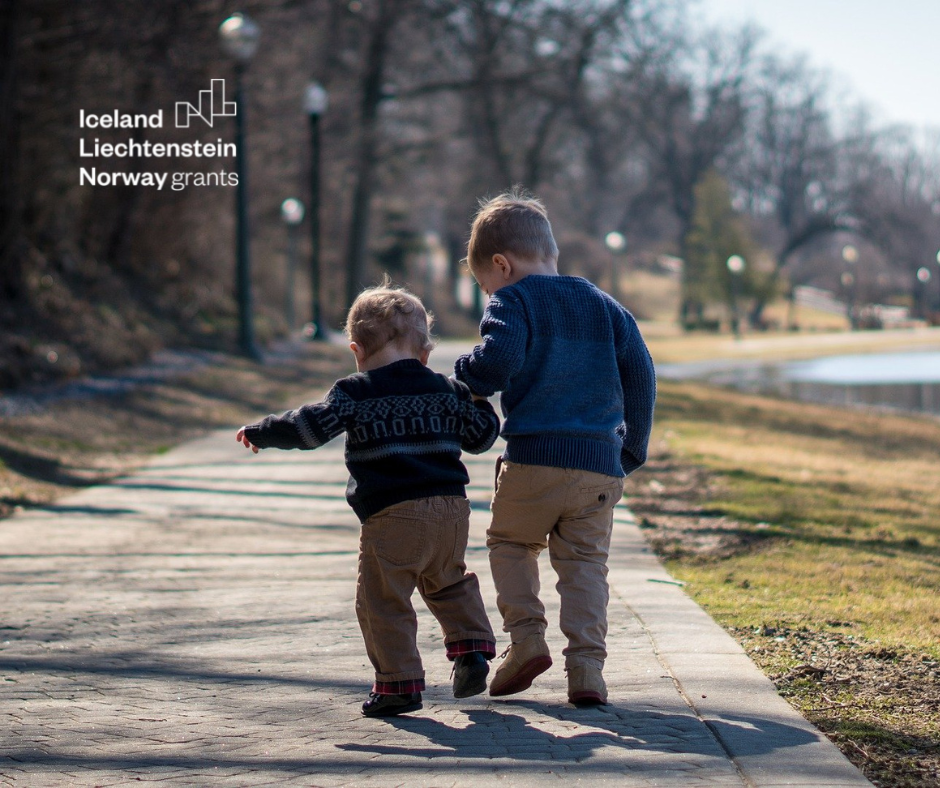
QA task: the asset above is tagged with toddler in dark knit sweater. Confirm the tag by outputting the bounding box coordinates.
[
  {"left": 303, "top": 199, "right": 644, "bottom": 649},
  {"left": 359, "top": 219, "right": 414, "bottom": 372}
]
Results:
[
  {"left": 237, "top": 282, "right": 499, "bottom": 717},
  {"left": 454, "top": 189, "right": 656, "bottom": 705}
]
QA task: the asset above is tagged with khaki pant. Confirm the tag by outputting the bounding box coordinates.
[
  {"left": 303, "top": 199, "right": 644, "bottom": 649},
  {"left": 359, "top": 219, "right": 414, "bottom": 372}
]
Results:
[
  {"left": 487, "top": 460, "right": 623, "bottom": 669},
  {"left": 356, "top": 496, "right": 494, "bottom": 685}
]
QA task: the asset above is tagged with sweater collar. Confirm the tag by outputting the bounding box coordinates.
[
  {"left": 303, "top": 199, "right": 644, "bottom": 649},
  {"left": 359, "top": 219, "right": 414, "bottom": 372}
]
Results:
[{"left": 368, "top": 358, "right": 426, "bottom": 374}]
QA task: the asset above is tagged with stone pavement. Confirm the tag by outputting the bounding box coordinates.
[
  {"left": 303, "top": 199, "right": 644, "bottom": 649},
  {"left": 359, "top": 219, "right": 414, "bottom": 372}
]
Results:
[{"left": 0, "top": 346, "right": 871, "bottom": 787}]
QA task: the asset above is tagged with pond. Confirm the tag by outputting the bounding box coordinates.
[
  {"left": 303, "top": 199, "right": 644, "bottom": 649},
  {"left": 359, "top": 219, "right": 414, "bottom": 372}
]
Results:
[{"left": 657, "top": 349, "right": 940, "bottom": 417}]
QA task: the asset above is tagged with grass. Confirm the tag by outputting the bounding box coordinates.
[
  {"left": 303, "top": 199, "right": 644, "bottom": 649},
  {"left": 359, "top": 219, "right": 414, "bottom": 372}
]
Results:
[
  {"left": 638, "top": 379, "right": 940, "bottom": 785},
  {"left": 653, "top": 379, "right": 940, "bottom": 653},
  {"left": 0, "top": 342, "right": 354, "bottom": 517}
]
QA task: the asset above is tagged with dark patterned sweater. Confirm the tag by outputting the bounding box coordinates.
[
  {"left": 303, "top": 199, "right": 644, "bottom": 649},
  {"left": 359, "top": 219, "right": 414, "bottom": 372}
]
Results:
[
  {"left": 454, "top": 275, "right": 656, "bottom": 478},
  {"left": 243, "top": 358, "right": 500, "bottom": 521}
]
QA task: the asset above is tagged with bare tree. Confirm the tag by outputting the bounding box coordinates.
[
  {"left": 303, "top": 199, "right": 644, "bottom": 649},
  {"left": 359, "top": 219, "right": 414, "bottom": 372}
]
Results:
[
  {"left": 628, "top": 25, "right": 758, "bottom": 324},
  {"left": 731, "top": 56, "right": 853, "bottom": 324}
]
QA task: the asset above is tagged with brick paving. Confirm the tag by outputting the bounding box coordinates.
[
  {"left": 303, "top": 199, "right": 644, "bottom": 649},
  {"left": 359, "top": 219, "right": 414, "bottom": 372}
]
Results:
[{"left": 0, "top": 346, "right": 871, "bottom": 787}]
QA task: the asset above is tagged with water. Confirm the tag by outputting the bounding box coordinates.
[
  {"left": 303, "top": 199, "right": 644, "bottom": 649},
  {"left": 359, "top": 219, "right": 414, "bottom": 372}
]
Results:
[{"left": 658, "top": 350, "right": 940, "bottom": 417}]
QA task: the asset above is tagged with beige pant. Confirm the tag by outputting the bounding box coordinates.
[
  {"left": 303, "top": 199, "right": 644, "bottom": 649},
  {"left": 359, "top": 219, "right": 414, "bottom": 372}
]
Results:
[
  {"left": 487, "top": 460, "right": 623, "bottom": 669},
  {"left": 356, "top": 496, "right": 494, "bottom": 684}
]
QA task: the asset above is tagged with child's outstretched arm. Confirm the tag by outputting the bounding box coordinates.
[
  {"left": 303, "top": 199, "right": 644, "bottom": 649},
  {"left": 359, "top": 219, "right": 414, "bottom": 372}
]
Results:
[
  {"left": 454, "top": 291, "right": 529, "bottom": 396},
  {"left": 235, "top": 385, "right": 352, "bottom": 453}
]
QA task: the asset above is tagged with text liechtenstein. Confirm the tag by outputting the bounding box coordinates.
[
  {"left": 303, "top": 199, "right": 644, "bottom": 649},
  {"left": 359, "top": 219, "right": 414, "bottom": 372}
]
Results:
[{"left": 79, "top": 138, "right": 236, "bottom": 158}]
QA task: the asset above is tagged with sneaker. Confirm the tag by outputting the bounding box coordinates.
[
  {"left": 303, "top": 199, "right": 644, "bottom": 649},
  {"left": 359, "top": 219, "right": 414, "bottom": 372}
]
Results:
[
  {"left": 489, "top": 633, "right": 552, "bottom": 697},
  {"left": 452, "top": 652, "right": 489, "bottom": 698},
  {"left": 567, "top": 664, "right": 608, "bottom": 706},
  {"left": 361, "top": 691, "right": 423, "bottom": 717}
]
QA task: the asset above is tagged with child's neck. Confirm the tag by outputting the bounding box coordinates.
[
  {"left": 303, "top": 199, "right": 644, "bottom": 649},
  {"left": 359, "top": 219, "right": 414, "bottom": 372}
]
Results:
[
  {"left": 511, "top": 257, "right": 559, "bottom": 284},
  {"left": 356, "top": 344, "right": 427, "bottom": 373}
]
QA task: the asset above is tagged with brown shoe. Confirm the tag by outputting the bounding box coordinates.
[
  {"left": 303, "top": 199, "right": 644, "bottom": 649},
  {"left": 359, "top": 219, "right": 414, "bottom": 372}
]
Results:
[
  {"left": 567, "top": 664, "right": 608, "bottom": 706},
  {"left": 489, "top": 634, "right": 552, "bottom": 696}
]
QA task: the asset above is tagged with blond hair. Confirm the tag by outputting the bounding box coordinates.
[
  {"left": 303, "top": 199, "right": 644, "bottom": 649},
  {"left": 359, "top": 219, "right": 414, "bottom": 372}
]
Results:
[
  {"left": 466, "top": 187, "right": 559, "bottom": 274},
  {"left": 345, "top": 277, "right": 434, "bottom": 358}
]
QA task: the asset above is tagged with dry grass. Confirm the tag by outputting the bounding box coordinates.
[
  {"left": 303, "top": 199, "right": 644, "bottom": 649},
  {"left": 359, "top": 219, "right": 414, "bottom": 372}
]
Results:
[
  {"left": 634, "top": 380, "right": 940, "bottom": 786},
  {"left": 643, "top": 323, "right": 940, "bottom": 364},
  {"left": 619, "top": 270, "right": 681, "bottom": 323},
  {"left": 0, "top": 343, "right": 354, "bottom": 518}
]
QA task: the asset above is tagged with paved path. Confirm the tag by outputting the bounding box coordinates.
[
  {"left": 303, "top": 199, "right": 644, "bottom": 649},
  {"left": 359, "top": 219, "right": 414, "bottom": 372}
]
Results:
[{"left": 0, "top": 348, "right": 871, "bottom": 787}]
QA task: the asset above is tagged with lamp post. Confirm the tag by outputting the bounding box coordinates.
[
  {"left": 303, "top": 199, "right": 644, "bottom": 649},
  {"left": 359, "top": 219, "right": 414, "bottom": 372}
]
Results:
[
  {"left": 219, "top": 12, "right": 261, "bottom": 359},
  {"left": 726, "top": 254, "right": 746, "bottom": 337},
  {"left": 842, "top": 244, "right": 859, "bottom": 330},
  {"left": 935, "top": 249, "right": 940, "bottom": 319},
  {"left": 917, "top": 266, "right": 932, "bottom": 319},
  {"left": 280, "top": 198, "right": 305, "bottom": 331},
  {"left": 304, "top": 81, "right": 328, "bottom": 341},
  {"left": 605, "top": 231, "right": 626, "bottom": 303}
]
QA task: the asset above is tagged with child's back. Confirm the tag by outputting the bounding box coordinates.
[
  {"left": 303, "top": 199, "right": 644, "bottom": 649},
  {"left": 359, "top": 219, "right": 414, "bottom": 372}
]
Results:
[
  {"left": 454, "top": 188, "right": 656, "bottom": 706},
  {"left": 455, "top": 273, "right": 653, "bottom": 478}
]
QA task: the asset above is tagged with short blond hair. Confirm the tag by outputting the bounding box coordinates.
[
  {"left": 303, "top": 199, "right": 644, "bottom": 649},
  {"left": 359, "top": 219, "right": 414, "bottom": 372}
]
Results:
[
  {"left": 345, "top": 277, "right": 434, "bottom": 358},
  {"left": 467, "top": 187, "right": 558, "bottom": 274}
]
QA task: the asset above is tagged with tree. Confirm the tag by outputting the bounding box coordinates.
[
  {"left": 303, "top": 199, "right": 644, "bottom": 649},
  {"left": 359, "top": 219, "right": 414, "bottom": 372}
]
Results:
[
  {"left": 730, "top": 56, "right": 859, "bottom": 325},
  {"left": 0, "top": 0, "right": 21, "bottom": 301},
  {"left": 683, "top": 169, "right": 766, "bottom": 329},
  {"left": 627, "top": 25, "right": 758, "bottom": 323}
]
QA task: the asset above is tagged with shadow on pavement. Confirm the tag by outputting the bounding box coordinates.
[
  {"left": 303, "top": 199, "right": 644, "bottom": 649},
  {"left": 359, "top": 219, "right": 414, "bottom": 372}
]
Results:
[
  {"left": 516, "top": 699, "right": 819, "bottom": 757},
  {"left": 0, "top": 654, "right": 362, "bottom": 691}
]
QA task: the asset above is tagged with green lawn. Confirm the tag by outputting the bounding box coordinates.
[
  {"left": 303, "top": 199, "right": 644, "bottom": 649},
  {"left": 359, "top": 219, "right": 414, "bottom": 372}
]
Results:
[{"left": 654, "top": 380, "right": 939, "bottom": 653}]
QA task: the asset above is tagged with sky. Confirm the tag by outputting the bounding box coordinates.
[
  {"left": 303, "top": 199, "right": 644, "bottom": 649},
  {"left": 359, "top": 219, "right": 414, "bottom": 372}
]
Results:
[{"left": 694, "top": 0, "right": 940, "bottom": 131}]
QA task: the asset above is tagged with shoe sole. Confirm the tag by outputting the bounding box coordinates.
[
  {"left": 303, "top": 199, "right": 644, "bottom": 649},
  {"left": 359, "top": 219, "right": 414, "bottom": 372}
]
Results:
[
  {"left": 568, "top": 691, "right": 608, "bottom": 706},
  {"left": 361, "top": 701, "right": 423, "bottom": 718},
  {"left": 453, "top": 664, "right": 489, "bottom": 699},
  {"left": 489, "top": 655, "right": 552, "bottom": 697}
]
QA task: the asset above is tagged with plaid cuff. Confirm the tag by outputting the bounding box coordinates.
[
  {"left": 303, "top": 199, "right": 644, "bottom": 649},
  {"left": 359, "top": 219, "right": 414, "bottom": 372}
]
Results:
[
  {"left": 446, "top": 639, "right": 497, "bottom": 661},
  {"left": 373, "top": 678, "right": 425, "bottom": 695}
]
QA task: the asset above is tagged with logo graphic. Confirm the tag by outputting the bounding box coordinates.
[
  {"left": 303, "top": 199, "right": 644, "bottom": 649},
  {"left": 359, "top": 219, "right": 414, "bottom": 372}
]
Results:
[{"left": 176, "top": 79, "right": 236, "bottom": 128}]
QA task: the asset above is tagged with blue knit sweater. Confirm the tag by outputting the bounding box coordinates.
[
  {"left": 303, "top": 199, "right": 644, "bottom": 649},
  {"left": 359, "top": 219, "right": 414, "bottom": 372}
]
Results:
[{"left": 454, "top": 275, "right": 656, "bottom": 477}]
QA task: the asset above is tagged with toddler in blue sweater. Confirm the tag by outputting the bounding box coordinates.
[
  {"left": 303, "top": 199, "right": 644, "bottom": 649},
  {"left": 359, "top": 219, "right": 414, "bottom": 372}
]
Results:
[{"left": 454, "top": 189, "right": 656, "bottom": 705}]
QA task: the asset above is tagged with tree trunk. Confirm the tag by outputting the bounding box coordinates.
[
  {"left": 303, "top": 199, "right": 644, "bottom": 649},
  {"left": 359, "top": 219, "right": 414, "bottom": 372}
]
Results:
[
  {"left": 344, "top": 0, "right": 395, "bottom": 311},
  {"left": 0, "top": 0, "right": 22, "bottom": 301}
]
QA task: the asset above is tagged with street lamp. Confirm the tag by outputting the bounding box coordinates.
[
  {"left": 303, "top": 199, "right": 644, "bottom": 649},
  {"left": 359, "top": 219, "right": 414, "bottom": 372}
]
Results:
[
  {"left": 917, "top": 266, "right": 932, "bottom": 319},
  {"left": 219, "top": 12, "right": 261, "bottom": 359},
  {"left": 726, "top": 255, "right": 746, "bottom": 337},
  {"left": 605, "top": 231, "right": 626, "bottom": 303},
  {"left": 304, "top": 81, "right": 329, "bottom": 341},
  {"left": 281, "top": 198, "right": 305, "bottom": 331},
  {"left": 935, "top": 248, "right": 940, "bottom": 318},
  {"left": 842, "top": 244, "right": 859, "bottom": 330}
]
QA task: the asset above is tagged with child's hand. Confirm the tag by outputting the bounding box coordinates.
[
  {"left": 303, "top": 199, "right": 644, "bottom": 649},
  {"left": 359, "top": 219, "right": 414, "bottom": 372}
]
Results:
[{"left": 236, "top": 427, "right": 260, "bottom": 454}]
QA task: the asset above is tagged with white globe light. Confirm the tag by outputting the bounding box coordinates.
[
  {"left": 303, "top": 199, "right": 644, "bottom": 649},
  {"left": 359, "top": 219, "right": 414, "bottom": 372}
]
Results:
[
  {"left": 219, "top": 13, "right": 260, "bottom": 62},
  {"left": 605, "top": 231, "right": 626, "bottom": 251},
  {"left": 281, "top": 198, "right": 305, "bottom": 226},
  {"left": 726, "top": 255, "right": 745, "bottom": 273},
  {"left": 304, "top": 82, "right": 329, "bottom": 115}
]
